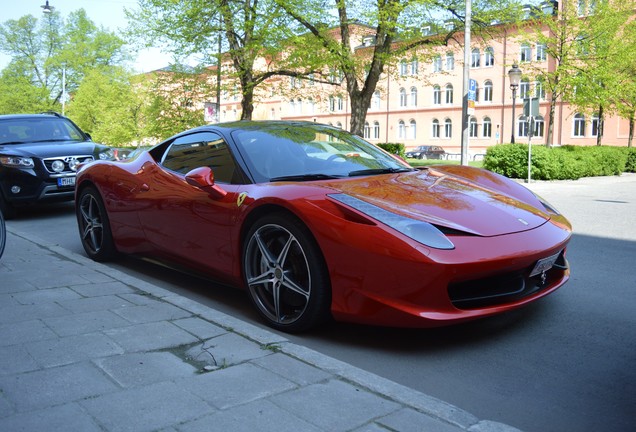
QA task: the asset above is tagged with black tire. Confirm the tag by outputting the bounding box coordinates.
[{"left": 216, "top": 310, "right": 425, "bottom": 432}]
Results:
[
  {"left": 242, "top": 212, "right": 331, "bottom": 333},
  {"left": 418, "top": 154, "right": 427, "bottom": 160},
  {"left": 0, "top": 209, "right": 5, "bottom": 260},
  {"left": 76, "top": 186, "right": 117, "bottom": 262}
]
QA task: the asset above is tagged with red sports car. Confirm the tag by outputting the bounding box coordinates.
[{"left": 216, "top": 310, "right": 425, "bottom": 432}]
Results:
[{"left": 75, "top": 121, "right": 571, "bottom": 332}]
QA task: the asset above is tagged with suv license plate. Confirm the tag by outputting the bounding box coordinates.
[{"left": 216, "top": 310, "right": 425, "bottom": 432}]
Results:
[
  {"left": 57, "top": 177, "right": 76, "bottom": 187},
  {"left": 530, "top": 251, "right": 561, "bottom": 277}
]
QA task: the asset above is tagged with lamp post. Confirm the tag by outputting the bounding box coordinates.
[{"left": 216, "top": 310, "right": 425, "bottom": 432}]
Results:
[
  {"left": 41, "top": 0, "right": 54, "bottom": 13},
  {"left": 508, "top": 64, "right": 522, "bottom": 144}
]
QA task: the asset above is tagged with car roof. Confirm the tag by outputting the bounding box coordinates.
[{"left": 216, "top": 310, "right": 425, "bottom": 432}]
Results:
[{"left": 0, "top": 113, "right": 65, "bottom": 121}]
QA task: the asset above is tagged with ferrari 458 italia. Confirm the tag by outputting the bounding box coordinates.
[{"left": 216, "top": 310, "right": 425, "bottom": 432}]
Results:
[{"left": 75, "top": 121, "right": 571, "bottom": 332}]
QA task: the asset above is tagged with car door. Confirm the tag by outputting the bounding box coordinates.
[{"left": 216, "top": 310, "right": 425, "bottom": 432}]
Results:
[{"left": 136, "top": 131, "right": 243, "bottom": 277}]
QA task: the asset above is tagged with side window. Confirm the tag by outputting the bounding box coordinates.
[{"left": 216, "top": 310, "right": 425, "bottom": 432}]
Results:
[{"left": 161, "top": 132, "right": 239, "bottom": 184}]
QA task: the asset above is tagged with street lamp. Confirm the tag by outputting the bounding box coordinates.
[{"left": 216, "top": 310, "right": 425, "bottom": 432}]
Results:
[
  {"left": 41, "top": 1, "right": 54, "bottom": 13},
  {"left": 508, "top": 64, "right": 522, "bottom": 144}
]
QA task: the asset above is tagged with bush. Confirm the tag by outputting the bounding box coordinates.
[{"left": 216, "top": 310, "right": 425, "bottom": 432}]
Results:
[
  {"left": 378, "top": 142, "right": 406, "bottom": 158},
  {"left": 483, "top": 144, "right": 631, "bottom": 180}
]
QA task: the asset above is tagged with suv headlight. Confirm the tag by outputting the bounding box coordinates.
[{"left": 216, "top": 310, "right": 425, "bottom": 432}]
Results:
[
  {"left": 98, "top": 149, "right": 115, "bottom": 160},
  {"left": 0, "top": 156, "right": 35, "bottom": 168}
]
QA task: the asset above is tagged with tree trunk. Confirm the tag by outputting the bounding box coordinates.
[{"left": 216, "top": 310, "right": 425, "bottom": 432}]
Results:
[
  {"left": 629, "top": 115, "right": 634, "bottom": 148},
  {"left": 596, "top": 104, "right": 604, "bottom": 146}
]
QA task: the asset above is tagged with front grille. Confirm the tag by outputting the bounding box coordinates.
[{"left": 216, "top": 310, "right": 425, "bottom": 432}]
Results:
[
  {"left": 448, "top": 251, "right": 568, "bottom": 309},
  {"left": 43, "top": 155, "right": 94, "bottom": 174}
]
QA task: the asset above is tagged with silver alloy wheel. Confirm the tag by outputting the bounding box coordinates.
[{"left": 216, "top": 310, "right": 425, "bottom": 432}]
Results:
[
  {"left": 244, "top": 223, "right": 311, "bottom": 326},
  {"left": 79, "top": 193, "right": 104, "bottom": 255}
]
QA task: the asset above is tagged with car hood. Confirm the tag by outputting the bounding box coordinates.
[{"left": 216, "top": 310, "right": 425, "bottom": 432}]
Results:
[
  {"left": 0, "top": 140, "right": 106, "bottom": 158},
  {"left": 321, "top": 169, "right": 549, "bottom": 237}
]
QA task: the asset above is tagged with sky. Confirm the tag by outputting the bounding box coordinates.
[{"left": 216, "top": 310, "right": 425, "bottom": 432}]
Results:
[{"left": 0, "top": 0, "right": 173, "bottom": 73}]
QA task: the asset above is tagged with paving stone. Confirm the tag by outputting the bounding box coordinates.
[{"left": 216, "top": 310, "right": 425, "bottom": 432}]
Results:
[
  {"left": 0, "top": 319, "right": 57, "bottom": 347},
  {"left": 0, "top": 403, "right": 102, "bottom": 432},
  {"left": 26, "top": 332, "right": 124, "bottom": 368},
  {"left": 0, "top": 280, "right": 35, "bottom": 294},
  {"left": 185, "top": 332, "right": 271, "bottom": 368},
  {"left": 113, "top": 301, "right": 192, "bottom": 324},
  {"left": 57, "top": 294, "right": 135, "bottom": 314},
  {"left": 184, "top": 362, "right": 297, "bottom": 410},
  {"left": 179, "top": 399, "right": 322, "bottom": 432},
  {"left": 269, "top": 379, "right": 401, "bottom": 431},
  {"left": 0, "top": 362, "right": 118, "bottom": 412},
  {"left": 79, "top": 381, "right": 212, "bottom": 432},
  {"left": 251, "top": 352, "right": 331, "bottom": 386},
  {"left": 104, "top": 321, "right": 199, "bottom": 352},
  {"left": 11, "top": 287, "right": 82, "bottom": 305},
  {"left": 70, "top": 281, "right": 136, "bottom": 297},
  {"left": 173, "top": 317, "right": 227, "bottom": 339},
  {"left": 43, "top": 310, "right": 131, "bottom": 337},
  {"left": 376, "top": 407, "right": 464, "bottom": 432},
  {"left": 0, "top": 345, "right": 39, "bottom": 376},
  {"left": 0, "top": 303, "right": 69, "bottom": 325},
  {"left": 95, "top": 352, "right": 198, "bottom": 388}
]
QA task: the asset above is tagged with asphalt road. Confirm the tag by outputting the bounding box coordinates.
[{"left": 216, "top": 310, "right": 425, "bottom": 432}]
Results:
[{"left": 6, "top": 173, "right": 636, "bottom": 432}]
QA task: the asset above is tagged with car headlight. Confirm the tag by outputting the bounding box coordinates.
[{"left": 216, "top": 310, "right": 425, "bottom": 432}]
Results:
[
  {"left": 0, "top": 156, "right": 35, "bottom": 168},
  {"left": 328, "top": 193, "right": 455, "bottom": 250},
  {"left": 98, "top": 149, "right": 114, "bottom": 160}
]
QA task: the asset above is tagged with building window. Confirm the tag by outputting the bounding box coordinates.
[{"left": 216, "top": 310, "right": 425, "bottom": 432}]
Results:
[
  {"left": 270, "top": 108, "right": 276, "bottom": 119},
  {"left": 536, "top": 43, "right": 547, "bottom": 61},
  {"left": 483, "top": 117, "right": 492, "bottom": 137},
  {"left": 399, "top": 88, "right": 407, "bottom": 107},
  {"left": 400, "top": 60, "right": 408, "bottom": 76},
  {"left": 432, "top": 119, "right": 440, "bottom": 138},
  {"left": 289, "top": 99, "right": 296, "bottom": 114},
  {"left": 484, "top": 47, "right": 494, "bottom": 66},
  {"left": 308, "top": 98, "right": 315, "bottom": 114},
  {"left": 518, "top": 115, "right": 530, "bottom": 137},
  {"left": 336, "top": 122, "right": 343, "bottom": 129},
  {"left": 444, "top": 118, "right": 452, "bottom": 138},
  {"left": 520, "top": 78, "right": 530, "bottom": 99},
  {"left": 398, "top": 120, "right": 406, "bottom": 139},
  {"left": 591, "top": 113, "right": 600, "bottom": 136},
  {"left": 329, "top": 96, "right": 335, "bottom": 112},
  {"left": 373, "top": 121, "right": 380, "bottom": 139},
  {"left": 484, "top": 80, "right": 493, "bottom": 102},
  {"left": 337, "top": 97, "right": 344, "bottom": 111},
  {"left": 433, "top": 56, "right": 442, "bottom": 72},
  {"left": 577, "top": 0, "right": 586, "bottom": 15},
  {"left": 410, "top": 58, "right": 419, "bottom": 75},
  {"left": 471, "top": 48, "right": 480, "bottom": 68},
  {"left": 445, "top": 84, "right": 454, "bottom": 104},
  {"left": 474, "top": 83, "right": 480, "bottom": 103},
  {"left": 372, "top": 91, "right": 381, "bottom": 109},
  {"left": 446, "top": 52, "right": 455, "bottom": 70},
  {"left": 520, "top": 44, "right": 532, "bottom": 62},
  {"left": 364, "top": 122, "right": 370, "bottom": 139},
  {"left": 574, "top": 113, "right": 586, "bottom": 137},
  {"left": 534, "top": 80, "right": 546, "bottom": 100},
  {"left": 410, "top": 87, "right": 418, "bottom": 106},
  {"left": 469, "top": 117, "right": 478, "bottom": 137},
  {"left": 433, "top": 85, "right": 441, "bottom": 105},
  {"left": 409, "top": 120, "right": 417, "bottom": 140},
  {"left": 534, "top": 115, "right": 545, "bottom": 137}
]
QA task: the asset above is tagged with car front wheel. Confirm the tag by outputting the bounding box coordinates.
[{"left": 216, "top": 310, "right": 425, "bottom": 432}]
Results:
[
  {"left": 77, "top": 186, "right": 117, "bottom": 262},
  {"left": 243, "top": 213, "right": 331, "bottom": 332}
]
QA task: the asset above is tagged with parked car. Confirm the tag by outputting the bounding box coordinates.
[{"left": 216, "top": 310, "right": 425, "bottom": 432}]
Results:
[
  {"left": 0, "top": 112, "right": 113, "bottom": 218},
  {"left": 75, "top": 120, "right": 571, "bottom": 332},
  {"left": 0, "top": 207, "right": 5, "bottom": 260},
  {"left": 406, "top": 145, "right": 446, "bottom": 159}
]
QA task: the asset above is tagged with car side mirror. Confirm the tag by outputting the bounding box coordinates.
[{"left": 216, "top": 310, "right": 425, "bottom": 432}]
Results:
[{"left": 185, "top": 166, "right": 227, "bottom": 199}]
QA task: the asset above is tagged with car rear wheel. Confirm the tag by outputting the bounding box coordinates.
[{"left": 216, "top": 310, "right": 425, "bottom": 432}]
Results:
[
  {"left": 77, "top": 186, "right": 117, "bottom": 262},
  {"left": 0, "top": 208, "right": 5, "bottom": 260},
  {"left": 243, "top": 213, "right": 331, "bottom": 333},
  {"left": 418, "top": 154, "right": 427, "bottom": 160}
]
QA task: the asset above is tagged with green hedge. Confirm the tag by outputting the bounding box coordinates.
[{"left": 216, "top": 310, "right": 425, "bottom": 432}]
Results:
[
  {"left": 483, "top": 144, "right": 635, "bottom": 180},
  {"left": 378, "top": 142, "right": 406, "bottom": 158}
]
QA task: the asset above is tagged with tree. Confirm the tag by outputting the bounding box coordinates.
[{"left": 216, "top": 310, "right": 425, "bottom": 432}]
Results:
[
  {"left": 66, "top": 67, "right": 144, "bottom": 146},
  {"left": 126, "top": 0, "right": 322, "bottom": 121},
  {"left": 0, "top": 9, "right": 127, "bottom": 113},
  {"left": 267, "top": 0, "right": 523, "bottom": 136}
]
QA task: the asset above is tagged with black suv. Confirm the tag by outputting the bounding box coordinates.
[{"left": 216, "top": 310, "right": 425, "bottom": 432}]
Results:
[
  {"left": 405, "top": 145, "right": 446, "bottom": 160},
  {"left": 0, "top": 113, "right": 113, "bottom": 218}
]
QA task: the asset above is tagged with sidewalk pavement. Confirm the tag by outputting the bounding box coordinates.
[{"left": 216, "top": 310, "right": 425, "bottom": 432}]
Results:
[{"left": 0, "top": 226, "right": 522, "bottom": 432}]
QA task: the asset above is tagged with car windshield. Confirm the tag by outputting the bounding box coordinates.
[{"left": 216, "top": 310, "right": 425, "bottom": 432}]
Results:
[
  {"left": 0, "top": 117, "right": 85, "bottom": 145},
  {"left": 231, "top": 123, "right": 413, "bottom": 182}
]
